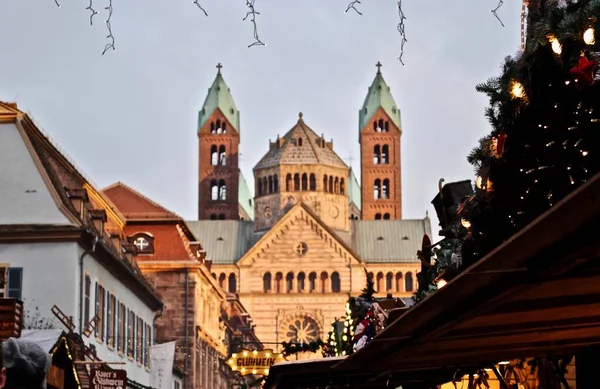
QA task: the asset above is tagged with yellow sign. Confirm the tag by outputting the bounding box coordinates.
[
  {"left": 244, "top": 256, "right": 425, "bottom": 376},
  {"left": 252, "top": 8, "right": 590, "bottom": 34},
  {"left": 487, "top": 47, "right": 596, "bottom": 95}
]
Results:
[{"left": 226, "top": 349, "right": 285, "bottom": 376}]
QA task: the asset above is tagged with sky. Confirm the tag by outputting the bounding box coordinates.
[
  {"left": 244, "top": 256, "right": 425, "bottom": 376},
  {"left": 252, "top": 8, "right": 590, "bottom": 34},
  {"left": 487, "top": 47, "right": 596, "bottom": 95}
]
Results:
[{"left": 0, "top": 0, "right": 523, "bottom": 231}]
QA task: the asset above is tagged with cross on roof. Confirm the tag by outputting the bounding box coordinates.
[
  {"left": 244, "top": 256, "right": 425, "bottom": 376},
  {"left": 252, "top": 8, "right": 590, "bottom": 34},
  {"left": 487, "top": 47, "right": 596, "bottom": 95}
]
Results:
[
  {"left": 376, "top": 61, "right": 382, "bottom": 74},
  {"left": 216, "top": 63, "right": 223, "bottom": 74}
]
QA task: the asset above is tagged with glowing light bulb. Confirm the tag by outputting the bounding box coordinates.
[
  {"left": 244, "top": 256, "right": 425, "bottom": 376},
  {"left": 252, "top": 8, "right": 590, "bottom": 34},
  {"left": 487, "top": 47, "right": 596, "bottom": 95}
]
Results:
[
  {"left": 437, "top": 279, "right": 447, "bottom": 289},
  {"left": 510, "top": 80, "right": 526, "bottom": 99},
  {"left": 584, "top": 27, "right": 596, "bottom": 45},
  {"left": 461, "top": 219, "right": 471, "bottom": 229},
  {"left": 548, "top": 35, "right": 562, "bottom": 54}
]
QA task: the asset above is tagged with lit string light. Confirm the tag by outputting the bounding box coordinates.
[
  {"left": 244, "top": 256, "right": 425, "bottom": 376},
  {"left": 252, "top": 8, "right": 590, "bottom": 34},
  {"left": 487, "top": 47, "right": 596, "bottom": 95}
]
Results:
[
  {"left": 397, "top": 0, "right": 407, "bottom": 65},
  {"left": 242, "top": 0, "right": 265, "bottom": 48},
  {"left": 102, "top": 0, "right": 116, "bottom": 55},
  {"left": 193, "top": 0, "right": 208, "bottom": 16},
  {"left": 86, "top": 0, "right": 99, "bottom": 25},
  {"left": 491, "top": 0, "right": 505, "bottom": 27},
  {"left": 345, "top": 0, "right": 363, "bottom": 15}
]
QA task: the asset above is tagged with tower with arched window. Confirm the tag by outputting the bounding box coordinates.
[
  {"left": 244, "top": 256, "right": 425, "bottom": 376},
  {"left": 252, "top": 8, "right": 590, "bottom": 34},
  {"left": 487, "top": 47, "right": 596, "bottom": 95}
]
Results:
[
  {"left": 252, "top": 112, "right": 350, "bottom": 231},
  {"left": 359, "top": 62, "right": 403, "bottom": 220},
  {"left": 197, "top": 64, "right": 241, "bottom": 220}
]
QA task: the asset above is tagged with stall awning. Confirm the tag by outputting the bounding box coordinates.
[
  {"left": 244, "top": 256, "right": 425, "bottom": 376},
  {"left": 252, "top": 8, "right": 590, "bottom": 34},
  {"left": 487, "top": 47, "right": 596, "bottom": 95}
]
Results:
[{"left": 265, "top": 173, "right": 600, "bottom": 389}]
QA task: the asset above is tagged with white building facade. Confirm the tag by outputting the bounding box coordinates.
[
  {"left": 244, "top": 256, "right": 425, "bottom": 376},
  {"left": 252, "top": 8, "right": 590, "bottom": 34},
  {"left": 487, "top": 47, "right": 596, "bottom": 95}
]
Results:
[{"left": 0, "top": 102, "right": 164, "bottom": 387}]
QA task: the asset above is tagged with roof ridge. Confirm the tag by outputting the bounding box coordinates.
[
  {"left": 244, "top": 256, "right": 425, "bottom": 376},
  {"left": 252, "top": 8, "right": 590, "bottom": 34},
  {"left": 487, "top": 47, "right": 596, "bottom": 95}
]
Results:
[
  {"left": 299, "top": 121, "right": 324, "bottom": 165},
  {"left": 102, "top": 181, "right": 181, "bottom": 219}
]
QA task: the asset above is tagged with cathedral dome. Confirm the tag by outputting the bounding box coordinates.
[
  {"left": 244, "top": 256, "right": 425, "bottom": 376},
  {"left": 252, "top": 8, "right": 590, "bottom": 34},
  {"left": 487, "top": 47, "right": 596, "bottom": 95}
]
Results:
[{"left": 254, "top": 113, "right": 347, "bottom": 170}]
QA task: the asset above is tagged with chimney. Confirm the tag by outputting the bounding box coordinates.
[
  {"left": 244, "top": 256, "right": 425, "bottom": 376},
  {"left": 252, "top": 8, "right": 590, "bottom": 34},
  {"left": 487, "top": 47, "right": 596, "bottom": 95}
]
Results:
[{"left": 66, "top": 188, "right": 89, "bottom": 219}]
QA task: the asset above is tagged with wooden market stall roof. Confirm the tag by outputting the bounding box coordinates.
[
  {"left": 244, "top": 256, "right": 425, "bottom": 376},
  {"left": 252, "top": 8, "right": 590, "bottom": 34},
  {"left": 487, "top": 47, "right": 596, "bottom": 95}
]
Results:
[{"left": 265, "top": 172, "right": 600, "bottom": 389}]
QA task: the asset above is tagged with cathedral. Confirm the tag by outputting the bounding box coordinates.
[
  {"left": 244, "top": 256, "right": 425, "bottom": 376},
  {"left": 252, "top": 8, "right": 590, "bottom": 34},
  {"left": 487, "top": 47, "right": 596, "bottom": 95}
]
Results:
[{"left": 186, "top": 63, "right": 431, "bottom": 352}]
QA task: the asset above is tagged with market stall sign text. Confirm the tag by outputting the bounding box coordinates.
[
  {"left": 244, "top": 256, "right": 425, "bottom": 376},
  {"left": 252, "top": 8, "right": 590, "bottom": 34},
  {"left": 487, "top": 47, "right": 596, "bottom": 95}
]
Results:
[{"left": 226, "top": 349, "right": 285, "bottom": 376}]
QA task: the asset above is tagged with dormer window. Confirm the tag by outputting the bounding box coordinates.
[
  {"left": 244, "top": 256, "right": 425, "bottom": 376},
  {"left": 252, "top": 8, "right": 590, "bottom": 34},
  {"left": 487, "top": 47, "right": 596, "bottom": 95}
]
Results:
[{"left": 129, "top": 233, "right": 154, "bottom": 254}]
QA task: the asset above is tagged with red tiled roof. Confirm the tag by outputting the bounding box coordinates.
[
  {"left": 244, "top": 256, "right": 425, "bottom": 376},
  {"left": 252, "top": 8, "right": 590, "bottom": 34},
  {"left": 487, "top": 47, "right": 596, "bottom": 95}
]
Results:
[{"left": 103, "top": 182, "right": 180, "bottom": 220}]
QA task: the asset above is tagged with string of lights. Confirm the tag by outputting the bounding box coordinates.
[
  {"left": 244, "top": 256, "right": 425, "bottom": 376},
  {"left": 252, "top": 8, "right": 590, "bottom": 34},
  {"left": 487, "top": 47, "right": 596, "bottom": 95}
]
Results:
[
  {"left": 397, "top": 0, "right": 407, "bottom": 65},
  {"left": 242, "top": 0, "right": 265, "bottom": 48},
  {"left": 345, "top": 0, "right": 363, "bottom": 15},
  {"left": 102, "top": 0, "right": 116, "bottom": 55},
  {"left": 193, "top": 0, "right": 208, "bottom": 16},
  {"left": 492, "top": 0, "right": 506, "bottom": 27},
  {"left": 86, "top": 0, "right": 99, "bottom": 25}
]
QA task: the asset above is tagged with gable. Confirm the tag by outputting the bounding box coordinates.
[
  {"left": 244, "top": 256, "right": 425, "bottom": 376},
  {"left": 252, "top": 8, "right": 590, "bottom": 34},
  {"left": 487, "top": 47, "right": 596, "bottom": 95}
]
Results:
[
  {"left": 237, "top": 204, "right": 362, "bottom": 268},
  {"left": 0, "top": 122, "right": 73, "bottom": 225}
]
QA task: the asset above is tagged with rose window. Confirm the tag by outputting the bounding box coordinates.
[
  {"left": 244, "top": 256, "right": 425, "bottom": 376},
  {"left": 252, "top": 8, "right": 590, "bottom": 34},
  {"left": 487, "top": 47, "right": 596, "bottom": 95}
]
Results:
[{"left": 286, "top": 316, "right": 319, "bottom": 344}]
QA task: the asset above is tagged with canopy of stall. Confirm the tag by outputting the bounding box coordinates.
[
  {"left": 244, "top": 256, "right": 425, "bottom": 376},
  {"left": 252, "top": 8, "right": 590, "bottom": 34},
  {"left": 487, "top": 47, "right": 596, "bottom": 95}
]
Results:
[{"left": 265, "top": 173, "right": 600, "bottom": 389}]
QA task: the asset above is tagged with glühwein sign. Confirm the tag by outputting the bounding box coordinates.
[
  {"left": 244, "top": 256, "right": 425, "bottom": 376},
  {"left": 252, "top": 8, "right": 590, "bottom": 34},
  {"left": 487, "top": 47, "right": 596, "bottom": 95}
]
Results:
[
  {"left": 226, "top": 349, "right": 285, "bottom": 376},
  {"left": 90, "top": 369, "right": 127, "bottom": 389}
]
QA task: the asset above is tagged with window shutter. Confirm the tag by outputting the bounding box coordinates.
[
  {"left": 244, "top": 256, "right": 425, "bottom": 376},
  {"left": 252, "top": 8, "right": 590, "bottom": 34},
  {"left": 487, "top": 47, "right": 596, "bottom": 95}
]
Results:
[
  {"left": 6, "top": 268, "right": 23, "bottom": 300},
  {"left": 94, "top": 283, "right": 99, "bottom": 337}
]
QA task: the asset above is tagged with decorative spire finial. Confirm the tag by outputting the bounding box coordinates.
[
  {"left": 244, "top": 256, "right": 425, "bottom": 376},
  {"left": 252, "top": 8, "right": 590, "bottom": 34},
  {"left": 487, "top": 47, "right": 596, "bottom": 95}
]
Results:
[
  {"left": 298, "top": 112, "right": 303, "bottom": 120},
  {"left": 216, "top": 63, "right": 223, "bottom": 75},
  {"left": 376, "top": 61, "right": 382, "bottom": 74}
]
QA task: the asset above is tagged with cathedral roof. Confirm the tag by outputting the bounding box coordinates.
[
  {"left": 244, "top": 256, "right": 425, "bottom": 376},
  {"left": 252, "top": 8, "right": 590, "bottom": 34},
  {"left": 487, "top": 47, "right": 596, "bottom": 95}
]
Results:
[
  {"left": 254, "top": 113, "right": 347, "bottom": 170},
  {"left": 359, "top": 62, "right": 402, "bottom": 132},
  {"left": 238, "top": 170, "right": 254, "bottom": 220},
  {"left": 103, "top": 181, "right": 181, "bottom": 221},
  {"left": 187, "top": 217, "right": 430, "bottom": 265},
  {"left": 348, "top": 168, "right": 361, "bottom": 211},
  {"left": 198, "top": 64, "right": 240, "bottom": 133}
]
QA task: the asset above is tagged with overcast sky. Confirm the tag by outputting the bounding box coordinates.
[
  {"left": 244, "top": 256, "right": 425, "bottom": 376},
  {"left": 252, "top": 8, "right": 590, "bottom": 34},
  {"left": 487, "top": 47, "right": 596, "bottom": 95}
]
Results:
[{"left": 0, "top": 0, "right": 522, "bottom": 230}]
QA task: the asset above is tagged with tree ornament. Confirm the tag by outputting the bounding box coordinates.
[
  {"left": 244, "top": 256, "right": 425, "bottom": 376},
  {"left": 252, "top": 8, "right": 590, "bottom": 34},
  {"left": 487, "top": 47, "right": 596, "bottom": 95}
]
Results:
[
  {"left": 510, "top": 80, "right": 526, "bottom": 100},
  {"left": 570, "top": 53, "right": 596, "bottom": 87},
  {"left": 584, "top": 27, "right": 596, "bottom": 45},
  {"left": 491, "top": 132, "right": 507, "bottom": 157},
  {"left": 547, "top": 34, "right": 562, "bottom": 55}
]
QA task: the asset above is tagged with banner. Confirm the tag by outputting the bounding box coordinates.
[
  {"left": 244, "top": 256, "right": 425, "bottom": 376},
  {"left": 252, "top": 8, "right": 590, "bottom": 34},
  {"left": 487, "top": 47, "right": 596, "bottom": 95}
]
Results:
[{"left": 150, "top": 341, "right": 176, "bottom": 389}]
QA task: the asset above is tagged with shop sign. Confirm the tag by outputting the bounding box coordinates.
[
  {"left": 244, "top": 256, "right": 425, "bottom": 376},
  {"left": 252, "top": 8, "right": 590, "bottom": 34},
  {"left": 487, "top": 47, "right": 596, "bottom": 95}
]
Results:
[
  {"left": 90, "top": 369, "right": 127, "bottom": 389},
  {"left": 226, "top": 349, "right": 285, "bottom": 376}
]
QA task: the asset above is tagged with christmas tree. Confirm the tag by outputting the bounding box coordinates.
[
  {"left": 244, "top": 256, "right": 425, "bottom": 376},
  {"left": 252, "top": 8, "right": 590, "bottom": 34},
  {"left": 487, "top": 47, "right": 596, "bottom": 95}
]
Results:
[{"left": 459, "top": 0, "right": 600, "bottom": 269}]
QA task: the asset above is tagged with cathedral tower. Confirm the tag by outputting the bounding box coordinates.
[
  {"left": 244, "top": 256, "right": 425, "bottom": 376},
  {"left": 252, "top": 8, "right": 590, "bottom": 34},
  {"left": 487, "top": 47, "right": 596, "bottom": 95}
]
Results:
[
  {"left": 197, "top": 64, "right": 241, "bottom": 220},
  {"left": 359, "top": 62, "right": 402, "bottom": 220},
  {"left": 253, "top": 113, "right": 350, "bottom": 231}
]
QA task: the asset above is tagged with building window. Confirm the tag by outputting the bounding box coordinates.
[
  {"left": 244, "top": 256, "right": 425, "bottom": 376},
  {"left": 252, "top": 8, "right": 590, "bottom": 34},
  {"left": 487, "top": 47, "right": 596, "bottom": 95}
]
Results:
[
  {"left": 218, "top": 180, "right": 227, "bottom": 200},
  {"left": 331, "top": 272, "right": 341, "bottom": 293},
  {"left": 376, "top": 272, "right": 384, "bottom": 292},
  {"left": 298, "top": 138, "right": 303, "bottom": 146},
  {"left": 210, "top": 145, "right": 218, "bottom": 166},
  {"left": 219, "top": 145, "right": 227, "bottom": 166},
  {"left": 384, "top": 213, "right": 391, "bottom": 220},
  {"left": 382, "top": 145, "right": 389, "bottom": 164},
  {"left": 309, "top": 174, "right": 316, "bottom": 191},
  {"left": 6, "top": 268, "right": 23, "bottom": 300},
  {"left": 286, "top": 174, "right": 292, "bottom": 192},
  {"left": 295, "top": 242, "right": 308, "bottom": 256},
  {"left": 334, "top": 177, "right": 339, "bottom": 194},
  {"left": 320, "top": 272, "right": 328, "bottom": 293},
  {"left": 210, "top": 180, "right": 218, "bottom": 200},
  {"left": 130, "top": 234, "right": 154, "bottom": 254},
  {"left": 119, "top": 302, "right": 126, "bottom": 353},
  {"left": 128, "top": 309, "right": 135, "bottom": 358},
  {"left": 373, "top": 145, "right": 381, "bottom": 164},
  {"left": 297, "top": 272, "right": 305, "bottom": 292},
  {"left": 286, "top": 272, "right": 294, "bottom": 293},
  {"left": 137, "top": 317, "right": 143, "bottom": 364},
  {"left": 395, "top": 272, "right": 403, "bottom": 292},
  {"left": 374, "top": 179, "right": 381, "bottom": 199},
  {"left": 145, "top": 323, "right": 151, "bottom": 368},
  {"left": 273, "top": 175, "right": 279, "bottom": 192},
  {"left": 84, "top": 275, "right": 91, "bottom": 326},
  {"left": 386, "top": 272, "right": 393, "bottom": 291},
  {"left": 375, "top": 213, "right": 382, "bottom": 220},
  {"left": 382, "top": 179, "right": 390, "bottom": 199},
  {"left": 301, "top": 173, "right": 308, "bottom": 191},
  {"left": 228, "top": 273, "right": 236, "bottom": 293},
  {"left": 263, "top": 272, "right": 272, "bottom": 292},
  {"left": 308, "top": 272, "right": 317, "bottom": 293},
  {"left": 340, "top": 178, "right": 345, "bottom": 195},
  {"left": 275, "top": 272, "right": 283, "bottom": 293},
  {"left": 329, "top": 176, "right": 334, "bottom": 193},
  {"left": 294, "top": 174, "right": 300, "bottom": 191},
  {"left": 323, "top": 175, "right": 328, "bottom": 192},
  {"left": 95, "top": 283, "right": 106, "bottom": 341},
  {"left": 405, "top": 272, "right": 414, "bottom": 292},
  {"left": 108, "top": 293, "right": 116, "bottom": 348}
]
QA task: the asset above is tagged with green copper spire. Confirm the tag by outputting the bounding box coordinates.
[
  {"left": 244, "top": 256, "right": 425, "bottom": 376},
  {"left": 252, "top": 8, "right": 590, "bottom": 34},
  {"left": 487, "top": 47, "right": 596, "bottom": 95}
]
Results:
[
  {"left": 358, "top": 61, "right": 401, "bottom": 133},
  {"left": 198, "top": 63, "right": 240, "bottom": 133}
]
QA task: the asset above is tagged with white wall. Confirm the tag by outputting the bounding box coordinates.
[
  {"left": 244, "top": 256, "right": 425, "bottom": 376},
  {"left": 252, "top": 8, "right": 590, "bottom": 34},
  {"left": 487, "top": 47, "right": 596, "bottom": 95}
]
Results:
[
  {"left": 0, "top": 241, "right": 79, "bottom": 323},
  {"left": 81, "top": 246, "right": 156, "bottom": 386},
  {"left": 0, "top": 122, "right": 72, "bottom": 225}
]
